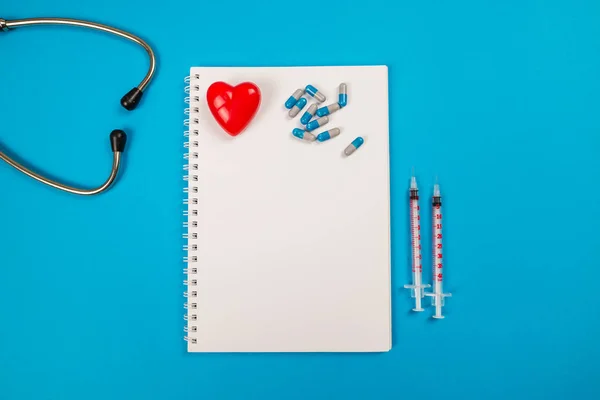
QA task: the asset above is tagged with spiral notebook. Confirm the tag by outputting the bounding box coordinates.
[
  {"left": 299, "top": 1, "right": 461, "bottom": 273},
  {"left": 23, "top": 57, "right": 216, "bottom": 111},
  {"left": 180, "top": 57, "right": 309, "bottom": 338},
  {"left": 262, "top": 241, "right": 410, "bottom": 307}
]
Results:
[{"left": 183, "top": 66, "right": 391, "bottom": 352}]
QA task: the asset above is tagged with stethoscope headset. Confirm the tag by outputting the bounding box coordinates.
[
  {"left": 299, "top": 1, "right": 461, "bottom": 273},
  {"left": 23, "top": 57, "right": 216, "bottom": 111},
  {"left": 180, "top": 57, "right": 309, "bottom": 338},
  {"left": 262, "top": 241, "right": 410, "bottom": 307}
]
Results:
[{"left": 0, "top": 17, "right": 156, "bottom": 195}]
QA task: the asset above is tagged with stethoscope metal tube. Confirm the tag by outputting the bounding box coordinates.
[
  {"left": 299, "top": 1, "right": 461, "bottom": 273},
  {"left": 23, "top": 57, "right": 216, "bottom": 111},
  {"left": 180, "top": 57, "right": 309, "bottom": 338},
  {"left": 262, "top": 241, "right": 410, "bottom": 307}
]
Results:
[
  {"left": 0, "top": 130, "right": 126, "bottom": 196},
  {"left": 0, "top": 149, "right": 122, "bottom": 196},
  {"left": 0, "top": 17, "right": 156, "bottom": 195}
]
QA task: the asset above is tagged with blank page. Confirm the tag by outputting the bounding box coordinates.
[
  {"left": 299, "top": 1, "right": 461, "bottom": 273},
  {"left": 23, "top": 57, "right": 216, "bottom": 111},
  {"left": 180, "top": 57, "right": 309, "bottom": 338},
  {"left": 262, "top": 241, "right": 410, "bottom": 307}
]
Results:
[{"left": 185, "top": 66, "right": 391, "bottom": 352}]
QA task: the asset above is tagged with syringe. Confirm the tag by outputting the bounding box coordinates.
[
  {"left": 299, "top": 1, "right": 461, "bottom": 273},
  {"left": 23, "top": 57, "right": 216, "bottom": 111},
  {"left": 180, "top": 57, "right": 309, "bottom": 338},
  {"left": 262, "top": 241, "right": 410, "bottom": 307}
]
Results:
[
  {"left": 404, "top": 173, "right": 430, "bottom": 311},
  {"left": 425, "top": 182, "right": 452, "bottom": 318}
]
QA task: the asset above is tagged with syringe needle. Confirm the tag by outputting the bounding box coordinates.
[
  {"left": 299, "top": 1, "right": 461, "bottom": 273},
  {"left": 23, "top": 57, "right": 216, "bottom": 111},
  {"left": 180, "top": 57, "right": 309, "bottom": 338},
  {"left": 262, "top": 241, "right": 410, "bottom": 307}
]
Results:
[{"left": 410, "top": 168, "right": 417, "bottom": 190}]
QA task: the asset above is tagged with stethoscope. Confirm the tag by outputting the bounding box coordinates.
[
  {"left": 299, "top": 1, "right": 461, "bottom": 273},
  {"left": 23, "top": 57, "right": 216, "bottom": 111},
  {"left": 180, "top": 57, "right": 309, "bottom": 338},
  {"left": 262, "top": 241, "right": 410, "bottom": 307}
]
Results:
[{"left": 0, "top": 17, "right": 156, "bottom": 195}]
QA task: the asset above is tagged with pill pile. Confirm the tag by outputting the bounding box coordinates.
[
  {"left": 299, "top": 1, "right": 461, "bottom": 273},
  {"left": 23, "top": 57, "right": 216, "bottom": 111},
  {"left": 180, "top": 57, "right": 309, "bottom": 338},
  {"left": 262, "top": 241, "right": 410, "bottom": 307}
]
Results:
[{"left": 284, "top": 83, "right": 363, "bottom": 156}]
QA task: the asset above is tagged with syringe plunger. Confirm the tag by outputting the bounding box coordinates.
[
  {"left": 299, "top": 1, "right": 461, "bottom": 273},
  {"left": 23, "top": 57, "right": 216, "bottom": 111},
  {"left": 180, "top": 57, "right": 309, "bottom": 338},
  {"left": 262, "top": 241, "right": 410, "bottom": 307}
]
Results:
[
  {"left": 425, "top": 291, "right": 452, "bottom": 318},
  {"left": 405, "top": 282, "right": 431, "bottom": 312}
]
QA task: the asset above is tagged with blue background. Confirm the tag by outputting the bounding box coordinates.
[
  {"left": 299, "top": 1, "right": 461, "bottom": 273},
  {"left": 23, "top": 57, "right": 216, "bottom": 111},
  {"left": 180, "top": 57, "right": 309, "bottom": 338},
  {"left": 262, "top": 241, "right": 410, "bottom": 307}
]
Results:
[{"left": 1, "top": 0, "right": 599, "bottom": 399}]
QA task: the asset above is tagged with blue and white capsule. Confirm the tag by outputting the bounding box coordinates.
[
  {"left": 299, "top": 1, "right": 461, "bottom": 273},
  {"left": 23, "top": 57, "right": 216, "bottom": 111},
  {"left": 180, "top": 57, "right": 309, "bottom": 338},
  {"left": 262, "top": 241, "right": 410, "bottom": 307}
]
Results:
[
  {"left": 300, "top": 104, "right": 318, "bottom": 125},
  {"left": 344, "top": 136, "right": 364, "bottom": 156},
  {"left": 316, "top": 128, "right": 341, "bottom": 142},
  {"left": 338, "top": 83, "right": 348, "bottom": 107},
  {"left": 306, "top": 116, "right": 329, "bottom": 132},
  {"left": 305, "top": 85, "right": 326, "bottom": 103},
  {"left": 288, "top": 97, "right": 307, "bottom": 118},
  {"left": 285, "top": 88, "right": 304, "bottom": 109},
  {"left": 292, "top": 128, "right": 316, "bottom": 142},
  {"left": 316, "top": 103, "right": 341, "bottom": 117}
]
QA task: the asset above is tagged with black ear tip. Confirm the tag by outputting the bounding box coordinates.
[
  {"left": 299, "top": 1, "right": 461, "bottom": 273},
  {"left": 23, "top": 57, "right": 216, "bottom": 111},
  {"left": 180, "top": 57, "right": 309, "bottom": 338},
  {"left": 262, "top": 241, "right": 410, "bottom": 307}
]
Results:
[
  {"left": 110, "top": 130, "right": 127, "bottom": 152},
  {"left": 121, "top": 88, "right": 144, "bottom": 111}
]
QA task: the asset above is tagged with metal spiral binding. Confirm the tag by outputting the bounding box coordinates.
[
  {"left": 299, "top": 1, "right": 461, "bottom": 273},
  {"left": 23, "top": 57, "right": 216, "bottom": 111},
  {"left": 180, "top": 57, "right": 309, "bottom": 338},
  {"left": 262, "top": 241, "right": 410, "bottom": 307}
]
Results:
[{"left": 183, "top": 74, "right": 200, "bottom": 346}]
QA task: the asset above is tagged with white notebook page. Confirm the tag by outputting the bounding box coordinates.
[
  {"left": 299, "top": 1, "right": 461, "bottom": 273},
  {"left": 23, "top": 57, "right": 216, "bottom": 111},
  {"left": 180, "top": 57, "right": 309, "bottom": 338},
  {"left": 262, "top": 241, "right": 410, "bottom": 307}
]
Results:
[{"left": 185, "top": 66, "right": 391, "bottom": 352}]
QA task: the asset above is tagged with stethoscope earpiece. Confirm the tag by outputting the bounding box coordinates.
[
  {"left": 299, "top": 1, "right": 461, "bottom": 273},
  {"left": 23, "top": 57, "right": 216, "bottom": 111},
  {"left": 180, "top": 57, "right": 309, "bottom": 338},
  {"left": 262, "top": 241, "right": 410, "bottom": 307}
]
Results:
[
  {"left": 0, "top": 17, "right": 156, "bottom": 195},
  {"left": 121, "top": 88, "right": 144, "bottom": 111},
  {"left": 110, "top": 130, "right": 127, "bottom": 153}
]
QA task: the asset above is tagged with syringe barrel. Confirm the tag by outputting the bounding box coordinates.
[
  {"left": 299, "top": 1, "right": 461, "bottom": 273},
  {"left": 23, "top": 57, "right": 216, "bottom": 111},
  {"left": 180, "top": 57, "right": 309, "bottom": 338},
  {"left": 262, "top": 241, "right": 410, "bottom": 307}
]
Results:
[
  {"left": 432, "top": 194, "right": 443, "bottom": 289},
  {"left": 410, "top": 197, "right": 422, "bottom": 274},
  {"left": 406, "top": 177, "right": 427, "bottom": 311}
]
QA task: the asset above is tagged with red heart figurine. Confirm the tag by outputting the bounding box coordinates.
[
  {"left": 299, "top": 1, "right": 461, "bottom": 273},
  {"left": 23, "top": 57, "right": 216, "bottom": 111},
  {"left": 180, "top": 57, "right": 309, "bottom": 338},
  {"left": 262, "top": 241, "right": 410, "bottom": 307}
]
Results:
[{"left": 206, "top": 81, "right": 261, "bottom": 136}]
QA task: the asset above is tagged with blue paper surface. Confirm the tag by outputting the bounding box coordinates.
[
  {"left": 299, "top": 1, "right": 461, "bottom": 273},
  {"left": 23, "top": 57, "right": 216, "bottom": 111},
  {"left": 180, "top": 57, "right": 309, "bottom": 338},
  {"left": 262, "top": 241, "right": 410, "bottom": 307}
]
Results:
[{"left": 1, "top": 0, "right": 599, "bottom": 399}]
